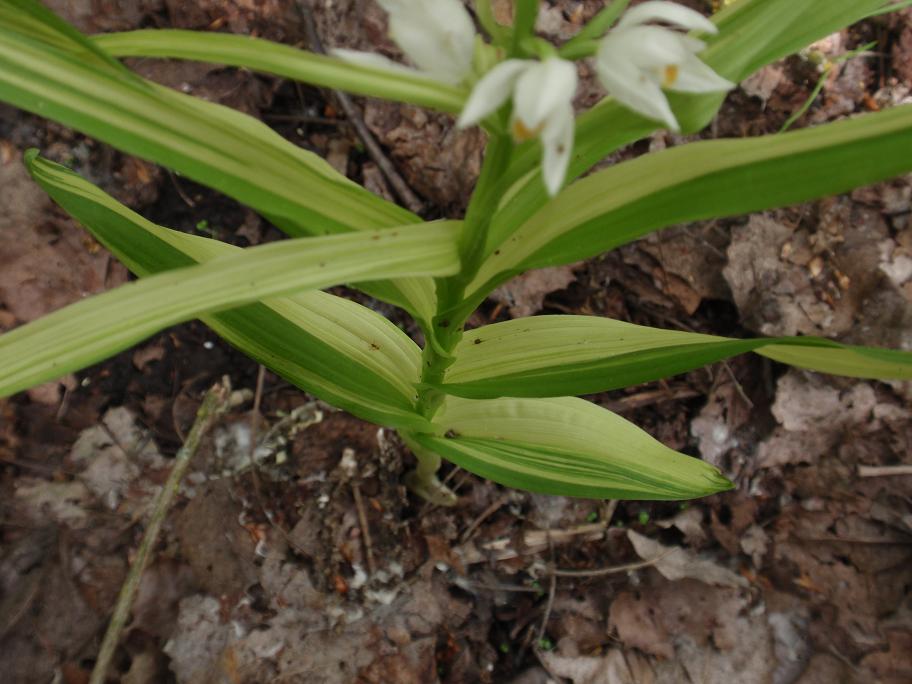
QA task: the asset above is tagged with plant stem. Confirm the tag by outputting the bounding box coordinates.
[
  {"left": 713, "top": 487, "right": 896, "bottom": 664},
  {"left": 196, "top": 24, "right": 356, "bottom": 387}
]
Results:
[
  {"left": 417, "top": 134, "right": 513, "bottom": 419},
  {"left": 406, "top": 134, "right": 513, "bottom": 501},
  {"left": 89, "top": 382, "right": 230, "bottom": 684}
]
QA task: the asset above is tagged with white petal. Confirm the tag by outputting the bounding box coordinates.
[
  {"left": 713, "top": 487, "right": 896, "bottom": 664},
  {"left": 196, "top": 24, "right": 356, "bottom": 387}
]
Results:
[
  {"left": 540, "top": 104, "right": 575, "bottom": 196},
  {"left": 330, "top": 49, "right": 427, "bottom": 77},
  {"left": 596, "top": 53, "right": 679, "bottom": 131},
  {"left": 612, "top": 26, "right": 693, "bottom": 71},
  {"left": 512, "top": 58, "right": 578, "bottom": 131},
  {"left": 671, "top": 53, "right": 735, "bottom": 93},
  {"left": 382, "top": 0, "right": 475, "bottom": 83},
  {"left": 618, "top": 1, "right": 718, "bottom": 35},
  {"left": 458, "top": 60, "right": 530, "bottom": 128}
]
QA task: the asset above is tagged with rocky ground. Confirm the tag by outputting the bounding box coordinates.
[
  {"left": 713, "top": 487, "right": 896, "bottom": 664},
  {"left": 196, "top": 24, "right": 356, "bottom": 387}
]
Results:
[{"left": 1, "top": 1, "right": 912, "bottom": 683}]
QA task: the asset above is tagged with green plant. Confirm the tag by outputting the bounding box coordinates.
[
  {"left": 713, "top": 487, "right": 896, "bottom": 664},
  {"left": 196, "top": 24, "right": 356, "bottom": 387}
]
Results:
[{"left": 2, "top": 0, "right": 912, "bottom": 503}]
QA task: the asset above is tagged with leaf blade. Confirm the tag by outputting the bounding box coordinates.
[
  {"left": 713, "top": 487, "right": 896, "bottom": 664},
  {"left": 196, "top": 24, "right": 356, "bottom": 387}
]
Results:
[
  {"left": 442, "top": 316, "right": 912, "bottom": 398},
  {"left": 413, "top": 396, "right": 732, "bottom": 500},
  {"left": 466, "top": 104, "right": 912, "bottom": 302},
  {"left": 0, "top": 214, "right": 459, "bottom": 401},
  {"left": 24, "top": 153, "right": 431, "bottom": 428},
  {"left": 0, "top": 5, "right": 438, "bottom": 325},
  {"left": 91, "top": 29, "right": 466, "bottom": 113}
]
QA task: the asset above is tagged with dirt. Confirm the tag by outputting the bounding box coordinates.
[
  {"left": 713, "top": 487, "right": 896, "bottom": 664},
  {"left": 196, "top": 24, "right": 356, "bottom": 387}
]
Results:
[{"left": 2, "top": 1, "right": 912, "bottom": 683}]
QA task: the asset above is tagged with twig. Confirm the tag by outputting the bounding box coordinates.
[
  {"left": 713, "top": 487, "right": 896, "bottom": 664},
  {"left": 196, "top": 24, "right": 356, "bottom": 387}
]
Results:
[
  {"left": 352, "top": 482, "right": 376, "bottom": 575},
  {"left": 294, "top": 2, "right": 425, "bottom": 214},
  {"left": 601, "top": 386, "right": 701, "bottom": 412},
  {"left": 457, "top": 522, "right": 606, "bottom": 565},
  {"left": 536, "top": 531, "right": 557, "bottom": 643},
  {"left": 533, "top": 646, "right": 566, "bottom": 683},
  {"left": 721, "top": 360, "right": 754, "bottom": 409},
  {"left": 858, "top": 464, "right": 912, "bottom": 477},
  {"left": 548, "top": 552, "right": 670, "bottom": 578},
  {"left": 247, "top": 365, "right": 267, "bottom": 510},
  {"left": 460, "top": 493, "right": 510, "bottom": 544},
  {"left": 167, "top": 169, "right": 196, "bottom": 208},
  {"left": 601, "top": 499, "right": 619, "bottom": 528},
  {"left": 89, "top": 382, "right": 230, "bottom": 684}
]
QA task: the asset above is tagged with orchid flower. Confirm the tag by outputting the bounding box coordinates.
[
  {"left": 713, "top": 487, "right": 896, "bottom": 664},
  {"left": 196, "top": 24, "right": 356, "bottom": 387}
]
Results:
[
  {"left": 332, "top": 0, "right": 475, "bottom": 85},
  {"left": 458, "top": 58, "right": 578, "bottom": 197},
  {"left": 596, "top": 1, "right": 734, "bottom": 131}
]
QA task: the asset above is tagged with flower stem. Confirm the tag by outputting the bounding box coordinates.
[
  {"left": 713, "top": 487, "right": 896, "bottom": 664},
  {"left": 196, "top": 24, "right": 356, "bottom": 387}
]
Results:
[{"left": 406, "top": 134, "right": 513, "bottom": 500}]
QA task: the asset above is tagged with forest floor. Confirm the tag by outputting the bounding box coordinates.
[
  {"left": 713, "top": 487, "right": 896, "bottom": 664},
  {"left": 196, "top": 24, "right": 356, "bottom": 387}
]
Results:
[{"left": 1, "top": 1, "right": 912, "bottom": 683}]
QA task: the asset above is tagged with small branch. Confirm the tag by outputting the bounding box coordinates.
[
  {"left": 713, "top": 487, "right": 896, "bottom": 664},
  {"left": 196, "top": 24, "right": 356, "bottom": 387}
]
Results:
[
  {"left": 90, "top": 382, "right": 230, "bottom": 684},
  {"left": 548, "top": 553, "right": 669, "bottom": 578},
  {"left": 858, "top": 464, "right": 912, "bottom": 477},
  {"left": 460, "top": 493, "right": 510, "bottom": 544},
  {"left": 295, "top": 2, "right": 425, "bottom": 214},
  {"left": 352, "top": 482, "right": 376, "bottom": 575},
  {"left": 536, "top": 530, "right": 557, "bottom": 644}
]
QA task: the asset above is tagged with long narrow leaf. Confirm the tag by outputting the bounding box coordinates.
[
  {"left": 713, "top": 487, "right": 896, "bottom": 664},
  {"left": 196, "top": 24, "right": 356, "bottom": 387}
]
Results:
[
  {"left": 92, "top": 30, "right": 466, "bottom": 113},
  {"left": 0, "top": 210, "right": 459, "bottom": 400},
  {"left": 463, "top": 104, "right": 912, "bottom": 307},
  {"left": 412, "top": 397, "right": 732, "bottom": 500},
  {"left": 24, "top": 154, "right": 431, "bottom": 429},
  {"left": 0, "top": 3, "right": 438, "bottom": 324},
  {"left": 441, "top": 316, "right": 912, "bottom": 399}
]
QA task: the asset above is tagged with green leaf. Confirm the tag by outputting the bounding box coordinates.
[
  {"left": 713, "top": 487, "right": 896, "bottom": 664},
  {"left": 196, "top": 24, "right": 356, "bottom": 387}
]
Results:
[
  {"left": 0, "top": 0, "right": 127, "bottom": 71},
  {"left": 560, "top": 0, "right": 631, "bottom": 53},
  {"left": 464, "top": 104, "right": 912, "bottom": 305},
  {"left": 0, "top": 3, "right": 438, "bottom": 325},
  {"left": 0, "top": 205, "right": 460, "bottom": 402},
  {"left": 511, "top": 0, "right": 539, "bottom": 54},
  {"left": 91, "top": 30, "right": 466, "bottom": 113},
  {"left": 441, "top": 316, "right": 912, "bottom": 398},
  {"left": 412, "top": 396, "right": 732, "bottom": 500},
  {"left": 24, "top": 153, "right": 431, "bottom": 429}
]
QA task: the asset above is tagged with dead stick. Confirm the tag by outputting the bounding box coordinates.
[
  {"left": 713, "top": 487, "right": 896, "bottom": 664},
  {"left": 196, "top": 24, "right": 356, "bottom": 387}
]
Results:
[
  {"left": 89, "top": 382, "right": 230, "bottom": 684},
  {"left": 858, "top": 464, "right": 912, "bottom": 477},
  {"left": 295, "top": 2, "right": 425, "bottom": 214},
  {"left": 352, "top": 482, "right": 376, "bottom": 575},
  {"left": 549, "top": 552, "right": 671, "bottom": 578}
]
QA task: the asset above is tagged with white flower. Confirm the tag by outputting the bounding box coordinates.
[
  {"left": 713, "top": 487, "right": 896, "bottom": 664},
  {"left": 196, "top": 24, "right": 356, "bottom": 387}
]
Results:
[
  {"left": 332, "top": 0, "right": 475, "bottom": 85},
  {"left": 595, "top": 0, "right": 734, "bottom": 131},
  {"left": 458, "top": 58, "right": 578, "bottom": 197}
]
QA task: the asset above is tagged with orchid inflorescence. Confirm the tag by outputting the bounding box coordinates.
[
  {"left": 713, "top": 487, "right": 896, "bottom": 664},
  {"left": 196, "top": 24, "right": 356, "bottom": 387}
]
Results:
[{"left": 335, "top": 0, "right": 734, "bottom": 196}]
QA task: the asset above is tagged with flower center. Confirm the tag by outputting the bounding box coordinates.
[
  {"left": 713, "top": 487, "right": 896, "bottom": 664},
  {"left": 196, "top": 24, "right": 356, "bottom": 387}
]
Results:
[
  {"left": 662, "top": 64, "right": 680, "bottom": 88},
  {"left": 511, "top": 118, "right": 545, "bottom": 142}
]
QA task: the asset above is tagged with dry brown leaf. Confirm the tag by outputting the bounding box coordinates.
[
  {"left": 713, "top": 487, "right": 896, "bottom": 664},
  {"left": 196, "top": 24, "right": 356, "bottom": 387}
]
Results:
[
  {"left": 491, "top": 264, "right": 579, "bottom": 318},
  {"left": 626, "top": 530, "right": 747, "bottom": 588},
  {"left": 0, "top": 150, "right": 127, "bottom": 326},
  {"left": 540, "top": 649, "right": 655, "bottom": 684}
]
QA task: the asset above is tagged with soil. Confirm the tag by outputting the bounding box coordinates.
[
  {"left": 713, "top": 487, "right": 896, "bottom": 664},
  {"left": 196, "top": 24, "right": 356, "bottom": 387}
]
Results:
[{"left": 2, "top": 2, "right": 912, "bottom": 683}]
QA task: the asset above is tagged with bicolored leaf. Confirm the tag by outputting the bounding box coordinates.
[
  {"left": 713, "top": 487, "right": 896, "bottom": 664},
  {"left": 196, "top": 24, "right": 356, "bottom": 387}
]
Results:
[
  {"left": 411, "top": 396, "right": 732, "bottom": 500},
  {"left": 0, "top": 196, "right": 459, "bottom": 403},
  {"left": 23, "top": 153, "right": 435, "bottom": 429},
  {"left": 0, "top": 1, "right": 438, "bottom": 325},
  {"left": 92, "top": 29, "right": 466, "bottom": 113},
  {"left": 461, "top": 104, "right": 912, "bottom": 312},
  {"left": 441, "top": 316, "right": 912, "bottom": 399}
]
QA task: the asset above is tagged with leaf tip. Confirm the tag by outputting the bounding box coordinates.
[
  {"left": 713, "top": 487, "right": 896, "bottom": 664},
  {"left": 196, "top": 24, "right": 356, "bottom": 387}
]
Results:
[{"left": 703, "top": 466, "right": 735, "bottom": 495}]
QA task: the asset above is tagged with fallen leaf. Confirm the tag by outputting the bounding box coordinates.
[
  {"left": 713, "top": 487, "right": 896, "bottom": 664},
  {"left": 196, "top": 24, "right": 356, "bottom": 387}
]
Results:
[
  {"left": 540, "top": 649, "right": 655, "bottom": 684},
  {"left": 626, "top": 530, "right": 747, "bottom": 588},
  {"left": 491, "top": 264, "right": 578, "bottom": 318}
]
